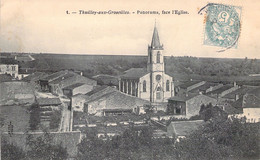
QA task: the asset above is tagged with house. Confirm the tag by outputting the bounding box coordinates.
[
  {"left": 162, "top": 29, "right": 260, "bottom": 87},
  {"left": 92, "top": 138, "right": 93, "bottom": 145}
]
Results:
[
  {"left": 63, "top": 83, "right": 94, "bottom": 98},
  {"left": 167, "top": 94, "right": 217, "bottom": 118},
  {"left": 167, "top": 120, "right": 204, "bottom": 141},
  {"left": 118, "top": 24, "right": 174, "bottom": 103},
  {"left": 84, "top": 90, "right": 150, "bottom": 116},
  {"left": 206, "top": 83, "right": 239, "bottom": 99},
  {"left": 175, "top": 81, "right": 206, "bottom": 95},
  {"left": 221, "top": 85, "right": 257, "bottom": 101},
  {"left": 0, "top": 58, "right": 19, "bottom": 78},
  {"left": 37, "top": 97, "right": 62, "bottom": 107},
  {"left": 233, "top": 87, "right": 260, "bottom": 123},
  {"left": 188, "top": 82, "right": 223, "bottom": 94},
  {"left": 17, "top": 68, "right": 35, "bottom": 80},
  {"left": 92, "top": 74, "right": 119, "bottom": 88},
  {"left": 71, "top": 86, "right": 116, "bottom": 112},
  {"left": 39, "top": 70, "right": 97, "bottom": 95}
]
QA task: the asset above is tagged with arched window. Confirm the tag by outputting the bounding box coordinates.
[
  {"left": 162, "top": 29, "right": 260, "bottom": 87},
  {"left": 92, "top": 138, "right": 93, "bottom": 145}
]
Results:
[
  {"left": 156, "top": 86, "right": 161, "bottom": 99},
  {"left": 166, "top": 80, "right": 170, "bottom": 91},
  {"left": 143, "top": 80, "right": 146, "bottom": 92},
  {"left": 156, "top": 52, "right": 160, "bottom": 63}
]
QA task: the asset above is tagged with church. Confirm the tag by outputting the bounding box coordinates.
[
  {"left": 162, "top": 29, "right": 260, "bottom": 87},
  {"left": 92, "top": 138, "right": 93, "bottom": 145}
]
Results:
[{"left": 119, "top": 24, "right": 174, "bottom": 103}]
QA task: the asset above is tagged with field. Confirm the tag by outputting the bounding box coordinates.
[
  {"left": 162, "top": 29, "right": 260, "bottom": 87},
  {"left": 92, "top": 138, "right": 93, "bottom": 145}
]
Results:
[{"left": 3, "top": 52, "right": 260, "bottom": 85}]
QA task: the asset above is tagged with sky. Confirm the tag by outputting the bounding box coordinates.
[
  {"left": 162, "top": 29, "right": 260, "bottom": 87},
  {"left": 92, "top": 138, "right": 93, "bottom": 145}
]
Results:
[{"left": 0, "top": 0, "right": 260, "bottom": 58}]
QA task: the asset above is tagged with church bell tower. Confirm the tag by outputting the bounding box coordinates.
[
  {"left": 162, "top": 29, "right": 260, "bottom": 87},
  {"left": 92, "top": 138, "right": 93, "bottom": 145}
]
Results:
[{"left": 147, "top": 23, "right": 165, "bottom": 102}]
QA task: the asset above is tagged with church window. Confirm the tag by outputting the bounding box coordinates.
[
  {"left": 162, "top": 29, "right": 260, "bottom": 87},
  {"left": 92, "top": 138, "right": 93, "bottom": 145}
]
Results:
[
  {"left": 143, "top": 80, "right": 146, "bottom": 92},
  {"left": 166, "top": 80, "right": 170, "bottom": 91},
  {"left": 156, "top": 86, "right": 161, "bottom": 99},
  {"left": 156, "top": 52, "right": 160, "bottom": 63}
]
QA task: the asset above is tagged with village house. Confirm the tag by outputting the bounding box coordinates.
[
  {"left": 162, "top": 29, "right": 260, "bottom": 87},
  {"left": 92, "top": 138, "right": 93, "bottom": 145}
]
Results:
[
  {"left": 167, "top": 120, "right": 204, "bottom": 141},
  {"left": 71, "top": 86, "right": 116, "bottom": 112},
  {"left": 63, "top": 83, "right": 94, "bottom": 98},
  {"left": 206, "top": 83, "right": 239, "bottom": 99},
  {"left": 188, "top": 82, "right": 223, "bottom": 95},
  {"left": 39, "top": 70, "right": 97, "bottom": 95},
  {"left": 167, "top": 94, "right": 217, "bottom": 118},
  {"left": 92, "top": 74, "right": 119, "bottom": 88},
  {"left": 221, "top": 85, "right": 257, "bottom": 101},
  {"left": 232, "top": 87, "right": 260, "bottom": 123},
  {"left": 119, "top": 24, "right": 174, "bottom": 104},
  {"left": 0, "top": 58, "right": 19, "bottom": 78},
  {"left": 175, "top": 81, "right": 206, "bottom": 95}
]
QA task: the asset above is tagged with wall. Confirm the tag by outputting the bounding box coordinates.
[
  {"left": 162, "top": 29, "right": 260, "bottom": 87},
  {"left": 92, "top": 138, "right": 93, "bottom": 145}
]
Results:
[
  {"left": 242, "top": 108, "right": 260, "bottom": 123},
  {"left": 73, "top": 84, "right": 94, "bottom": 96},
  {"left": 139, "top": 73, "right": 151, "bottom": 101},
  {"left": 186, "top": 95, "right": 217, "bottom": 118},
  {"left": 71, "top": 95, "right": 87, "bottom": 112},
  {"left": 0, "top": 64, "right": 19, "bottom": 78}
]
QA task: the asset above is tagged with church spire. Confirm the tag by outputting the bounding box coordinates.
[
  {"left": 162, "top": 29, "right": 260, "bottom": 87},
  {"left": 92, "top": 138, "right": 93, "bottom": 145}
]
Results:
[{"left": 151, "top": 21, "right": 161, "bottom": 49}]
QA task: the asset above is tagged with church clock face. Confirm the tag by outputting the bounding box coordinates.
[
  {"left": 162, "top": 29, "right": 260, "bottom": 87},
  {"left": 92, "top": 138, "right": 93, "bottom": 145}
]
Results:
[{"left": 156, "top": 75, "right": 161, "bottom": 81}]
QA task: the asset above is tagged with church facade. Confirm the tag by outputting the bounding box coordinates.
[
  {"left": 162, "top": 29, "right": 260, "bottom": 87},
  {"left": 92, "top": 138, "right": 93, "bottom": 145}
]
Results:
[{"left": 119, "top": 25, "right": 174, "bottom": 103}]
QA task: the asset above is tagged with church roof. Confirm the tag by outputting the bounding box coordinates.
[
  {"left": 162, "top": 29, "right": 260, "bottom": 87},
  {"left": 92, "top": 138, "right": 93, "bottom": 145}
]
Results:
[
  {"left": 151, "top": 25, "right": 162, "bottom": 49},
  {"left": 120, "top": 68, "right": 148, "bottom": 79}
]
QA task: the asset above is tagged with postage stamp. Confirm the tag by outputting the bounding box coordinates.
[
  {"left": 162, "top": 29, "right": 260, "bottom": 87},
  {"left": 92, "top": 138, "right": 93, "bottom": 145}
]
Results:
[{"left": 203, "top": 3, "right": 242, "bottom": 49}]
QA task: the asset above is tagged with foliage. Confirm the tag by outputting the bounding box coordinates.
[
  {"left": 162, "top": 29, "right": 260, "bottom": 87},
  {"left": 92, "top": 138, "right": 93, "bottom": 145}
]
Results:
[
  {"left": 49, "top": 110, "right": 61, "bottom": 130},
  {"left": 174, "top": 119, "right": 260, "bottom": 160},
  {"left": 26, "top": 130, "right": 68, "bottom": 160},
  {"left": 29, "top": 103, "right": 41, "bottom": 130},
  {"left": 1, "top": 140, "right": 26, "bottom": 160}
]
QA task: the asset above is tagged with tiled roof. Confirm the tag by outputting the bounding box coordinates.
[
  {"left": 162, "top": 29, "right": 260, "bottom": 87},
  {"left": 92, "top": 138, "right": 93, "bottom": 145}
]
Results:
[
  {"left": 49, "top": 72, "right": 75, "bottom": 84},
  {"left": 243, "top": 94, "right": 260, "bottom": 108},
  {"left": 92, "top": 74, "right": 119, "bottom": 86},
  {"left": 86, "top": 90, "right": 150, "bottom": 110},
  {"left": 178, "top": 81, "right": 202, "bottom": 89},
  {"left": 37, "top": 98, "right": 62, "bottom": 106},
  {"left": 168, "top": 120, "right": 204, "bottom": 136},
  {"left": 41, "top": 70, "right": 68, "bottom": 81},
  {"left": 120, "top": 68, "right": 148, "bottom": 79},
  {"left": 63, "top": 83, "right": 85, "bottom": 90},
  {"left": 206, "top": 84, "right": 233, "bottom": 95},
  {"left": 189, "top": 82, "right": 220, "bottom": 93},
  {"left": 22, "top": 72, "right": 48, "bottom": 82},
  {"left": 222, "top": 86, "right": 257, "bottom": 99},
  {"left": 0, "top": 58, "right": 18, "bottom": 64}
]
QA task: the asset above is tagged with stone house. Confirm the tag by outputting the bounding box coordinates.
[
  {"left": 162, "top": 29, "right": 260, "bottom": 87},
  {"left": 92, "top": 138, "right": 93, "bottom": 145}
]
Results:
[
  {"left": 63, "top": 83, "right": 94, "bottom": 98},
  {"left": 0, "top": 58, "right": 19, "bottom": 78},
  {"left": 167, "top": 94, "right": 217, "bottom": 118}
]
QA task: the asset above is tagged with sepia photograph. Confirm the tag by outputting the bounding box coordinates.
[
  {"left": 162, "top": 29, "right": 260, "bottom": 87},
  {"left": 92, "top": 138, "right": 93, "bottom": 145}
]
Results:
[{"left": 0, "top": 0, "right": 259, "bottom": 159}]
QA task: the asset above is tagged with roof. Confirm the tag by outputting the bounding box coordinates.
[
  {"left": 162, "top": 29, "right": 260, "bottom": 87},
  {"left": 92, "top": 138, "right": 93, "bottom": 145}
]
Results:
[
  {"left": 63, "top": 83, "right": 85, "bottom": 90},
  {"left": 92, "top": 74, "right": 119, "bottom": 86},
  {"left": 0, "top": 58, "right": 18, "bottom": 65},
  {"left": 120, "top": 68, "right": 148, "bottom": 79},
  {"left": 41, "top": 70, "right": 68, "bottom": 81},
  {"left": 243, "top": 94, "right": 260, "bottom": 108},
  {"left": 222, "top": 86, "right": 257, "bottom": 99},
  {"left": 85, "top": 85, "right": 115, "bottom": 96},
  {"left": 207, "top": 84, "right": 233, "bottom": 95},
  {"left": 37, "top": 98, "right": 62, "bottom": 106},
  {"left": 18, "top": 68, "right": 35, "bottom": 74},
  {"left": 22, "top": 72, "right": 48, "bottom": 82},
  {"left": 178, "top": 81, "right": 202, "bottom": 89},
  {"left": 168, "top": 120, "right": 204, "bottom": 136},
  {"left": 189, "top": 82, "right": 220, "bottom": 93},
  {"left": 151, "top": 25, "right": 162, "bottom": 49},
  {"left": 49, "top": 72, "right": 75, "bottom": 84},
  {"left": 0, "top": 74, "right": 13, "bottom": 82},
  {"left": 86, "top": 90, "right": 150, "bottom": 110},
  {"left": 168, "top": 93, "right": 199, "bottom": 102}
]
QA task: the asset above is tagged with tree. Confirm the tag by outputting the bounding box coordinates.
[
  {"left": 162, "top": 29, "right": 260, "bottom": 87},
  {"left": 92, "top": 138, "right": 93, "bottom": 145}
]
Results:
[
  {"left": 1, "top": 140, "right": 26, "bottom": 160},
  {"left": 26, "top": 130, "right": 68, "bottom": 160}
]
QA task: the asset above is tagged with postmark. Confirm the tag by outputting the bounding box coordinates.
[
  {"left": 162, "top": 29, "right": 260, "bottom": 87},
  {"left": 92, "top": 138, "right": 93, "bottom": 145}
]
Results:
[{"left": 199, "top": 3, "right": 242, "bottom": 51}]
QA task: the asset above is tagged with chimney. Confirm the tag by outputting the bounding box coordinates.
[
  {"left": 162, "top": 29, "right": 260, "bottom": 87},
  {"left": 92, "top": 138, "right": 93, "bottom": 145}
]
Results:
[
  {"left": 235, "top": 94, "right": 239, "bottom": 101},
  {"left": 233, "top": 81, "right": 236, "bottom": 87},
  {"left": 80, "top": 72, "right": 83, "bottom": 76}
]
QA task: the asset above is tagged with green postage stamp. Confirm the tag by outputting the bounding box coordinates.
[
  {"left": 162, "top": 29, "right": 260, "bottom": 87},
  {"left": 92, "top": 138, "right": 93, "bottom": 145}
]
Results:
[{"left": 203, "top": 3, "right": 242, "bottom": 49}]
